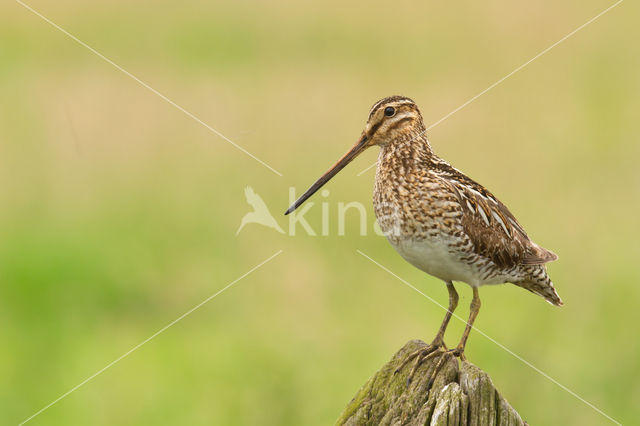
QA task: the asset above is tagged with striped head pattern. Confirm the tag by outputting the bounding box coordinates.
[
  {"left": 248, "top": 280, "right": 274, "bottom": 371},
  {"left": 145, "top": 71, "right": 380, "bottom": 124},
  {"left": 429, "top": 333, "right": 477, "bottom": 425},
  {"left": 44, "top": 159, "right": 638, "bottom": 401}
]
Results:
[{"left": 363, "top": 96, "right": 426, "bottom": 147}]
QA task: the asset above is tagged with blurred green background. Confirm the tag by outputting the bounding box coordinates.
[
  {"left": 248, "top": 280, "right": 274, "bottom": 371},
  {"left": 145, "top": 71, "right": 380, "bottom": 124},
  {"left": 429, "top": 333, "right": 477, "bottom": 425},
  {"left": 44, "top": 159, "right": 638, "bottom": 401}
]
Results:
[{"left": 1, "top": 0, "right": 638, "bottom": 424}]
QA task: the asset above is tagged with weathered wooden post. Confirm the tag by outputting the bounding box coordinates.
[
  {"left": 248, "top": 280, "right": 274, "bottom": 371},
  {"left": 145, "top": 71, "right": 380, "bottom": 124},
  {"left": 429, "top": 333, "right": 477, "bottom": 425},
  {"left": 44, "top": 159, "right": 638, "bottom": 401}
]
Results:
[{"left": 337, "top": 340, "right": 526, "bottom": 426}]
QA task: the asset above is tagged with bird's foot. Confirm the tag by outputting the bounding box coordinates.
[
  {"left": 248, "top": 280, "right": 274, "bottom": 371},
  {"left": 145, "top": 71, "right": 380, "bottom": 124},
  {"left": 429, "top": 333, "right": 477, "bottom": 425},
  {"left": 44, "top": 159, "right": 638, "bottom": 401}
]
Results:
[
  {"left": 425, "top": 347, "right": 465, "bottom": 389},
  {"left": 394, "top": 340, "right": 446, "bottom": 386}
]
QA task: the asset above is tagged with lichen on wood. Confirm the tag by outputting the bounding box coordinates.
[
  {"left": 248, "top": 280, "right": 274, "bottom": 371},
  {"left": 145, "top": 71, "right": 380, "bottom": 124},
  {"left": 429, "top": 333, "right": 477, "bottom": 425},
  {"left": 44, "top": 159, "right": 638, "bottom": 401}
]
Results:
[{"left": 337, "top": 340, "right": 526, "bottom": 426}]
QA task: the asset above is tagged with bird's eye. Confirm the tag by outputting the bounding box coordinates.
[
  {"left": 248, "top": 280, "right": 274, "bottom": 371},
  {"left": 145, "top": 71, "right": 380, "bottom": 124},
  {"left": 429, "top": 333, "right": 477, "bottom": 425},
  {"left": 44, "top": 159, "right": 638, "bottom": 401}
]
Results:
[{"left": 384, "top": 106, "right": 395, "bottom": 117}]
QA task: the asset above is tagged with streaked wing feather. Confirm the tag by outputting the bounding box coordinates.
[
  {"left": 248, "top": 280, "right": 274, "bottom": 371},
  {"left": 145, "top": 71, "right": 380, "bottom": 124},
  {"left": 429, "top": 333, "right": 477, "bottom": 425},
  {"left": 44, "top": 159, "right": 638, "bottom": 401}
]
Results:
[{"left": 439, "top": 167, "right": 556, "bottom": 268}]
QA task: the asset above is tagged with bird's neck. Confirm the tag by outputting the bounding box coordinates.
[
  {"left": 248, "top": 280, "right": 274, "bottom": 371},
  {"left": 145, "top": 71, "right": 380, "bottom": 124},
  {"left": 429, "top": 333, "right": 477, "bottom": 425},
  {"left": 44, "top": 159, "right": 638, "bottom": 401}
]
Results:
[{"left": 377, "top": 133, "right": 435, "bottom": 173}]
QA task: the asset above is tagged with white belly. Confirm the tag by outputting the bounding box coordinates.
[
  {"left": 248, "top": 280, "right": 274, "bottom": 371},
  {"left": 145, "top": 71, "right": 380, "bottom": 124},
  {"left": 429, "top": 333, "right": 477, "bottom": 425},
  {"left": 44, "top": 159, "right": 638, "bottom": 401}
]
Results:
[{"left": 391, "top": 237, "right": 481, "bottom": 286}]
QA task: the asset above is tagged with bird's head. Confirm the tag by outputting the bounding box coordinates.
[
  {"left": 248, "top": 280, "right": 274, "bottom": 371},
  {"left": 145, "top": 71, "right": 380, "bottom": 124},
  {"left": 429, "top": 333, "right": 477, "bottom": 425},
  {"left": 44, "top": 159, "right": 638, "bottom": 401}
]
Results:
[
  {"left": 285, "top": 96, "right": 425, "bottom": 215},
  {"left": 363, "top": 96, "right": 425, "bottom": 146}
]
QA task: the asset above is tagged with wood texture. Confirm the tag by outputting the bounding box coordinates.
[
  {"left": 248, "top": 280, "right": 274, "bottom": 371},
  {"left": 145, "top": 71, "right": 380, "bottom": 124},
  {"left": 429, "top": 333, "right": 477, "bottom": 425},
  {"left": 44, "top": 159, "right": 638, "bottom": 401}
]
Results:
[{"left": 337, "top": 340, "right": 526, "bottom": 426}]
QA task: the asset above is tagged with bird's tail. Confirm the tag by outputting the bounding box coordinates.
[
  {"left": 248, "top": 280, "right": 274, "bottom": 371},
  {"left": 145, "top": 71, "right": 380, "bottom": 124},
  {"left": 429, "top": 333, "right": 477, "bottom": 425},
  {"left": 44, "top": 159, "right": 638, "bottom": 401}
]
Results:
[{"left": 515, "top": 265, "right": 563, "bottom": 306}]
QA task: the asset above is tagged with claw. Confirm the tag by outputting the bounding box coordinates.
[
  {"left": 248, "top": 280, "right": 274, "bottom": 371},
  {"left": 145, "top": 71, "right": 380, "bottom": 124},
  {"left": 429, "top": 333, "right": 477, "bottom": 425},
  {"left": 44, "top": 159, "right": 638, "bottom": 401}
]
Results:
[
  {"left": 407, "top": 349, "right": 442, "bottom": 385},
  {"left": 395, "top": 343, "right": 444, "bottom": 387},
  {"left": 426, "top": 348, "right": 464, "bottom": 389}
]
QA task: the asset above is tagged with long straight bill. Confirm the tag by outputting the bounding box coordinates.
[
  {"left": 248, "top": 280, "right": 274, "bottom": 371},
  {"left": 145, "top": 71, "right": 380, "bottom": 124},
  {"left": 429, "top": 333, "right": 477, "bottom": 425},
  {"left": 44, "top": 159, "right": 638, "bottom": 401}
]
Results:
[{"left": 285, "top": 135, "right": 369, "bottom": 215}]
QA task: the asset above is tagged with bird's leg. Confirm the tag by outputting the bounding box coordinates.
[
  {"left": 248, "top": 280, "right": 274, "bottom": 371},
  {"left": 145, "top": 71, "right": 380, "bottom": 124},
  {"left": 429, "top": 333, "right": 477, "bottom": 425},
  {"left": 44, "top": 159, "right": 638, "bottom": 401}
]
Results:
[
  {"left": 425, "top": 287, "right": 481, "bottom": 387},
  {"left": 432, "top": 281, "right": 459, "bottom": 347},
  {"left": 421, "top": 287, "right": 482, "bottom": 387},
  {"left": 452, "top": 286, "right": 481, "bottom": 360},
  {"left": 395, "top": 282, "right": 459, "bottom": 384}
]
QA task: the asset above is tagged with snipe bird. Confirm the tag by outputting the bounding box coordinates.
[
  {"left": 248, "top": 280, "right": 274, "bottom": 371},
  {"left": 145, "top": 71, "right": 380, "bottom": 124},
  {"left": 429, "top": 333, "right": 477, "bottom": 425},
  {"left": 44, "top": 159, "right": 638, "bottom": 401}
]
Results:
[{"left": 285, "top": 96, "right": 562, "bottom": 381}]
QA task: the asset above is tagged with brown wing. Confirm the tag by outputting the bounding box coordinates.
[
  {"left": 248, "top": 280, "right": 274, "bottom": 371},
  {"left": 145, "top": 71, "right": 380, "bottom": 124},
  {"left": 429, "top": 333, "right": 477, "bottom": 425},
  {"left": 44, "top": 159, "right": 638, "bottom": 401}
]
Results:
[{"left": 439, "top": 169, "right": 557, "bottom": 269}]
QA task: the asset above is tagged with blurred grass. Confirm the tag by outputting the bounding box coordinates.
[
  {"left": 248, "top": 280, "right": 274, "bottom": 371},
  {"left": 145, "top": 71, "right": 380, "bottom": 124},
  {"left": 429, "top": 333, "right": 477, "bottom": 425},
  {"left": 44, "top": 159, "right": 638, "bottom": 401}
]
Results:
[{"left": 1, "top": 0, "right": 639, "bottom": 424}]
